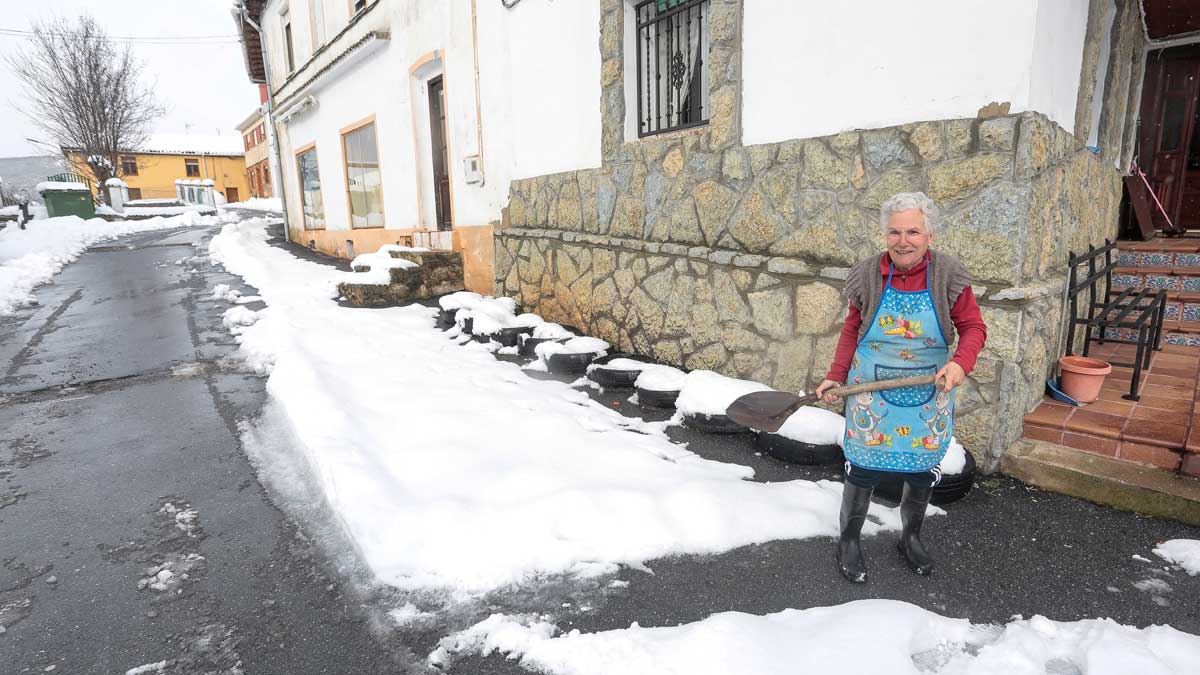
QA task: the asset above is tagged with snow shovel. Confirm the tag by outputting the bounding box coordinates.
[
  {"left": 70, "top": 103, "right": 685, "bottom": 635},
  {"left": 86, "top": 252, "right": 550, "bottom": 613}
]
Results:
[{"left": 725, "top": 374, "right": 942, "bottom": 433}]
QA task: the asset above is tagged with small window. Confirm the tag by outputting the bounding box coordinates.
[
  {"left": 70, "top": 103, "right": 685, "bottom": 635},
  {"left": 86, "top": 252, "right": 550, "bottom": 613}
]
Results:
[
  {"left": 128, "top": 187, "right": 142, "bottom": 201},
  {"left": 635, "top": 0, "right": 710, "bottom": 137},
  {"left": 121, "top": 156, "right": 138, "bottom": 176},
  {"left": 244, "top": 134, "right": 252, "bottom": 151},
  {"left": 353, "top": 0, "right": 367, "bottom": 14},
  {"left": 296, "top": 146, "right": 325, "bottom": 229},
  {"left": 184, "top": 158, "right": 200, "bottom": 177},
  {"left": 284, "top": 17, "right": 295, "bottom": 73},
  {"left": 263, "top": 166, "right": 270, "bottom": 189},
  {"left": 342, "top": 121, "right": 383, "bottom": 228}
]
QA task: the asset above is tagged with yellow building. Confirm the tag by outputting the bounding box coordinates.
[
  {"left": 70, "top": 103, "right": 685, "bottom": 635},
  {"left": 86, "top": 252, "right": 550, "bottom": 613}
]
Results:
[
  {"left": 65, "top": 134, "right": 250, "bottom": 203},
  {"left": 236, "top": 106, "right": 273, "bottom": 199}
]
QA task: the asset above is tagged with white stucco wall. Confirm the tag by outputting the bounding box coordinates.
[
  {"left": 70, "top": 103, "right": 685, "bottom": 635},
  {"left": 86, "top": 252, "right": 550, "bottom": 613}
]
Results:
[
  {"left": 1028, "top": 0, "right": 1090, "bottom": 134},
  {"left": 742, "top": 0, "right": 1090, "bottom": 145}
]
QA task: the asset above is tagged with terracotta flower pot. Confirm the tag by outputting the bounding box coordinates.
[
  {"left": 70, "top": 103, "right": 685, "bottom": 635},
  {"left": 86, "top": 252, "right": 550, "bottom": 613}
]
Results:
[{"left": 1059, "top": 356, "right": 1112, "bottom": 403}]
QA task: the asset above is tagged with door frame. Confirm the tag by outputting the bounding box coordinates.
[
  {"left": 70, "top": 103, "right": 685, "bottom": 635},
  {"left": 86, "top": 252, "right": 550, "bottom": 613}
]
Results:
[{"left": 408, "top": 50, "right": 456, "bottom": 232}]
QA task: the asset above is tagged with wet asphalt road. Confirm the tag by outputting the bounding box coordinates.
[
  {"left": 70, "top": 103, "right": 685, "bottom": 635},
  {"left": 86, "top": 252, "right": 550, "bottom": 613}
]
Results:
[
  {"left": 0, "top": 220, "right": 1197, "bottom": 675},
  {"left": 0, "top": 224, "right": 403, "bottom": 673}
]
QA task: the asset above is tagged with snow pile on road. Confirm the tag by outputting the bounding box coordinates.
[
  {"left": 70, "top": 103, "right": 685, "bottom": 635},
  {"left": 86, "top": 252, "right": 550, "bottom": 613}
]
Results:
[
  {"left": 223, "top": 197, "right": 282, "bottom": 212},
  {"left": 208, "top": 218, "right": 907, "bottom": 594},
  {"left": 0, "top": 211, "right": 234, "bottom": 316},
  {"left": 430, "top": 599, "right": 1200, "bottom": 674},
  {"left": 1154, "top": 539, "right": 1200, "bottom": 575},
  {"left": 676, "top": 370, "right": 773, "bottom": 417}
]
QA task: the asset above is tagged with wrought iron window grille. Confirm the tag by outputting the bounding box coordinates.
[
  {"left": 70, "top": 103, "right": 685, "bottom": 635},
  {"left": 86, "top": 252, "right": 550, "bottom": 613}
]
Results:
[{"left": 635, "top": 0, "right": 710, "bottom": 138}]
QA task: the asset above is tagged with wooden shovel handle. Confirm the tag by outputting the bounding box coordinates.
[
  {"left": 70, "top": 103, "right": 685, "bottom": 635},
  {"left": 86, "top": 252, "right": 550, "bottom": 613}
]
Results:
[{"left": 827, "top": 373, "right": 941, "bottom": 398}]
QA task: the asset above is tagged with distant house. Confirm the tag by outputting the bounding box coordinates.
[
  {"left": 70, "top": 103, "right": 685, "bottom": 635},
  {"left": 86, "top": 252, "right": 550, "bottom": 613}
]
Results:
[
  {"left": 237, "top": 85, "right": 274, "bottom": 200},
  {"left": 64, "top": 135, "right": 250, "bottom": 204}
]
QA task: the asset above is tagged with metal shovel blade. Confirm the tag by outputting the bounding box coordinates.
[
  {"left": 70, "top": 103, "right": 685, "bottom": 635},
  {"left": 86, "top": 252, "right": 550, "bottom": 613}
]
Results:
[{"left": 725, "top": 391, "right": 818, "bottom": 433}]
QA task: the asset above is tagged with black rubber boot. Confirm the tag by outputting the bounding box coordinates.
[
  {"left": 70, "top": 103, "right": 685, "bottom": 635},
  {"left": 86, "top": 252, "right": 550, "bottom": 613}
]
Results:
[
  {"left": 897, "top": 482, "right": 935, "bottom": 576},
  {"left": 836, "top": 482, "right": 873, "bottom": 583}
]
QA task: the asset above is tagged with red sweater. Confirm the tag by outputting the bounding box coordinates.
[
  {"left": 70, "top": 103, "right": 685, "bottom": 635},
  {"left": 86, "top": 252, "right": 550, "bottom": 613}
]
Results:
[{"left": 825, "top": 253, "right": 987, "bottom": 383}]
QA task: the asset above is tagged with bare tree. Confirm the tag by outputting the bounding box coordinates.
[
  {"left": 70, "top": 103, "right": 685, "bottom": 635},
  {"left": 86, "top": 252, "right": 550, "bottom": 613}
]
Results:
[{"left": 6, "top": 15, "right": 164, "bottom": 191}]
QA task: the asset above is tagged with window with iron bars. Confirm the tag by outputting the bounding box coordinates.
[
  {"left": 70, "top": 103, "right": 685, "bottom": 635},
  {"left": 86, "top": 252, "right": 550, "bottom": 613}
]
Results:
[{"left": 635, "top": 0, "right": 710, "bottom": 137}]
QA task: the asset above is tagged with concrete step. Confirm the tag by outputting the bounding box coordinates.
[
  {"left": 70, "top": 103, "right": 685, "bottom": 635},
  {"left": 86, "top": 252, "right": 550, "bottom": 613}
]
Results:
[{"left": 1002, "top": 439, "right": 1200, "bottom": 526}]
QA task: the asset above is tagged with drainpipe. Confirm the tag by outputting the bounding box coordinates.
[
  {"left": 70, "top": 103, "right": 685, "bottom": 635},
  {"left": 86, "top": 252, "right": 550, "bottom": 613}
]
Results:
[{"left": 238, "top": 1, "right": 291, "bottom": 242}]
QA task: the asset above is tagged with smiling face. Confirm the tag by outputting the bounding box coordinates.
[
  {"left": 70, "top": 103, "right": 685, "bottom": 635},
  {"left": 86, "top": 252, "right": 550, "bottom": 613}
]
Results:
[{"left": 885, "top": 209, "right": 933, "bottom": 271}]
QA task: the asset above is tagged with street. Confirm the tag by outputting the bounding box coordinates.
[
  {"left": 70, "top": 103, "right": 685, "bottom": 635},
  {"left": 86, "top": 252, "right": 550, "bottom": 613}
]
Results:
[{"left": 0, "top": 223, "right": 401, "bottom": 673}]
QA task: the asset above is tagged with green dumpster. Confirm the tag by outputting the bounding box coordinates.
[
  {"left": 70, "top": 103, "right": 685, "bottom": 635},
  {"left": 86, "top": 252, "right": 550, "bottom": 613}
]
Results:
[{"left": 38, "top": 181, "right": 96, "bottom": 219}]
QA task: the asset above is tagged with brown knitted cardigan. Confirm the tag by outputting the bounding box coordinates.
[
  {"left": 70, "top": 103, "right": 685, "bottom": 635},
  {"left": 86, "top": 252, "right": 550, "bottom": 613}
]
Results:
[{"left": 841, "top": 250, "right": 973, "bottom": 346}]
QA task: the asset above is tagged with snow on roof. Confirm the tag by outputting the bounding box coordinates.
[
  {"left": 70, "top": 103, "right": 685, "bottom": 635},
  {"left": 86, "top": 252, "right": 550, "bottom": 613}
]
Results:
[
  {"left": 36, "top": 181, "right": 90, "bottom": 193},
  {"left": 140, "top": 134, "right": 245, "bottom": 157}
]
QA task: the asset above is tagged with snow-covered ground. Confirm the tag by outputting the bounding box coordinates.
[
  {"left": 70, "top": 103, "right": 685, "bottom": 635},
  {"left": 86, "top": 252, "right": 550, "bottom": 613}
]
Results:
[
  {"left": 223, "top": 197, "right": 282, "bottom": 213},
  {"left": 0, "top": 211, "right": 237, "bottom": 316},
  {"left": 430, "top": 599, "right": 1200, "bottom": 674},
  {"left": 207, "top": 218, "right": 911, "bottom": 594},
  {"left": 207, "top": 218, "right": 1200, "bottom": 672}
]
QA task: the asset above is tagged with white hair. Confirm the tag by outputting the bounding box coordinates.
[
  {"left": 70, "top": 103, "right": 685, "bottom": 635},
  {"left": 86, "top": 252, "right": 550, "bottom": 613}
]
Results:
[{"left": 880, "top": 192, "right": 939, "bottom": 233}]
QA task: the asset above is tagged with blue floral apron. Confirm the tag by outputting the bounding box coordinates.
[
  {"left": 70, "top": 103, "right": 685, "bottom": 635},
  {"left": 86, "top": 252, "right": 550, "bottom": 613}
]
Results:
[{"left": 843, "top": 261, "right": 954, "bottom": 472}]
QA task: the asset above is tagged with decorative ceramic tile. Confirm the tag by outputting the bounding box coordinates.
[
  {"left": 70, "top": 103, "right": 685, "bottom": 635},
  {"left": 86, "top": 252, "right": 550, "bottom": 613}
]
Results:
[
  {"left": 1174, "top": 253, "right": 1200, "bottom": 269},
  {"left": 1100, "top": 327, "right": 1140, "bottom": 341},
  {"left": 1116, "top": 252, "right": 1140, "bottom": 267},
  {"left": 1139, "top": 252, "right": 1175, "bottom": 267},
  {"left": 1165, "top": 302, "right": 1182, "bottom": 321},
  {"left": 1111, "top": 273, "right": 1144, "bottom": 290},
  {"left": 1166, "top": 332, "right": 1200, "bottom": 347},
  {"left": 1181, "top": 276, "right": 1200, "bottom": 293},
  {"left": 1145, "top": 274, "right": 1181, "bottom": 291},
  {"left": 1185, "top": 303, "right": 1200, "bottom": 322}
]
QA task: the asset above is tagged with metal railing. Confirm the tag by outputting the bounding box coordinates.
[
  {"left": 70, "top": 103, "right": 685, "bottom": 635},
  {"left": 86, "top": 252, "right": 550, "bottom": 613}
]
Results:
[
  {"left": 1065, "top": 239, "right": 1166, "bottom": 401},
  {"left": 635, "top": 0, "right": 710, "bottom": 137}
]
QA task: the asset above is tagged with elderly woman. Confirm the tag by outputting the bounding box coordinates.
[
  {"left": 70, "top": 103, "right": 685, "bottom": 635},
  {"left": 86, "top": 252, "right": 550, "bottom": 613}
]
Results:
[{"left": 815, "top": 192, "right": 987, "bottom": 583}]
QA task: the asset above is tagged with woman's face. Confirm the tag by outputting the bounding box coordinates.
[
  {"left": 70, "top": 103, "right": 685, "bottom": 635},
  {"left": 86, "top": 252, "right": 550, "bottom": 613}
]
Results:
[{"left": 886, "top": 209, "right": 933, "bottom": 271}]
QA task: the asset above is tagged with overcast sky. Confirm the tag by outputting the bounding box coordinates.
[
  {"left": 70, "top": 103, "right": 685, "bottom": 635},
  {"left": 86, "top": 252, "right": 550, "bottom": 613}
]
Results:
[{"left": 0, "top": 0, "right": 261, "bottom": 158}]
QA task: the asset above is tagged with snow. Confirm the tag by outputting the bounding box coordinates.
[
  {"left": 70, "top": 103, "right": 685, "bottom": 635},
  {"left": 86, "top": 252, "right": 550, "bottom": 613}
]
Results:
[
  {"left": 938, "top": 437, "right": 968, "bottom": 475},
  {"left": 95, "top": 204, "right": 119, "bottom": 216},
  {"left": 125, "top": 205, "right": 217, "bottom": 217},
  {"left": 676, "top": 370, "right": 773, "bottom": 417},
  {"left": 143, "top": 133, "right": 245, "bottom": 156},
  {"left": 0, "top": 211, "right": 235, "bottom": 316},
  {"left": 35, "top": 181, "right": 89, "bottom": 193},
  {"left": 635, "top": 365, "right": 687, "bottom": 392},
  {"left": 1154, "top": 540, "right": 1200, "bottom": 575},
  {"left": 207, "top": 218, "right": 910, "bottom": 593},
  {"left": 349, "top": 247, "right": 419, "bottom": 286},
  {"left": 0, "top": 205, "right": 18, "bottom": 217},
  {"left": 126, "top": 198, "right": 183, "bottom": 206},
  {"left": 431, "top": 599, "right": 1200, "bottom": 674},
  {"left": 224, "top": 197, "right": 283, "bottom": 212},
  {"left": 438, "top": 290, "right": 483, "bottom": 311},
  {"left": 105, "top": 177, "right": 128, "bottom": 187},
  {"left": 532, "top": 322, "right": 574, "bottom": 339},
  {"left": 587, "top": 358, "right": 654, "bottom": 374},
  {"left": 534, "top": 336, "right": 611, "bottom": 362},
  {"left": 774, "top": 406, "right": 845, "bottom": 446}
]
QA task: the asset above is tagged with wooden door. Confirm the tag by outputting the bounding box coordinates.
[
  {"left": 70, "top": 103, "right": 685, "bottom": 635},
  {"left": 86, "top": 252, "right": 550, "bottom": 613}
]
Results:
[
  {"left": 1139, "top": 49, "right": 1200, "bottom": 232},
  {"left": 225, "top": 187, "right": 240, "bottom": 203},
  {"left": 427, "top": 76, "right": 452, "bottom": 231}
]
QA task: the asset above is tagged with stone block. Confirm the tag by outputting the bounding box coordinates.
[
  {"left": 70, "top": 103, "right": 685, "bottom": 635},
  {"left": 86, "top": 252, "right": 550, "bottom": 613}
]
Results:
[
  {"left": 860, "top": 170, "right": 924, "bottom": 211},
  {"left": 862, "top": 129, "right": 915, "bottom": 171},
  {"left": 908, "top": 122, "right": 944, "bottom": 162},
  {"left": 749, "top": 286, "right": 793, "bottom": 338},
  {"left": 801, "top": 140, "right": 850, "bottom": 190},
  {"left": 733, "top": 254, "right": 765, "bottom": 268},
  {"left": 794, "top": 282, "right": 843, "bottom": 334},
  {"left": 927, "top": 154, "right": 1011, "bottom": 204},
  {"left": 979, "top": 116, "right": 1017, "bottom": 152},
  {"left": 766, "top": 257, "right": 814, "bottom": 276}
]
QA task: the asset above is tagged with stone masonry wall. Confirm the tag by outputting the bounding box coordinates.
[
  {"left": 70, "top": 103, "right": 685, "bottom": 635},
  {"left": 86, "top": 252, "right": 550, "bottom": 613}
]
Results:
[{"left": 493, "top": 0, "right": 1124, "bottom": 471}]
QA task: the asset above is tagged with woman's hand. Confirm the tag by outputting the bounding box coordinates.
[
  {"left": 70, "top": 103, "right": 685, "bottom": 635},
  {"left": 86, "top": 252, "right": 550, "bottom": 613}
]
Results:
[
  {"left": 934, "top": 361, "right": 965, "bottom": 392},
  {"left": 815, "top": 379, "right": 842, "bottom": 403}
]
